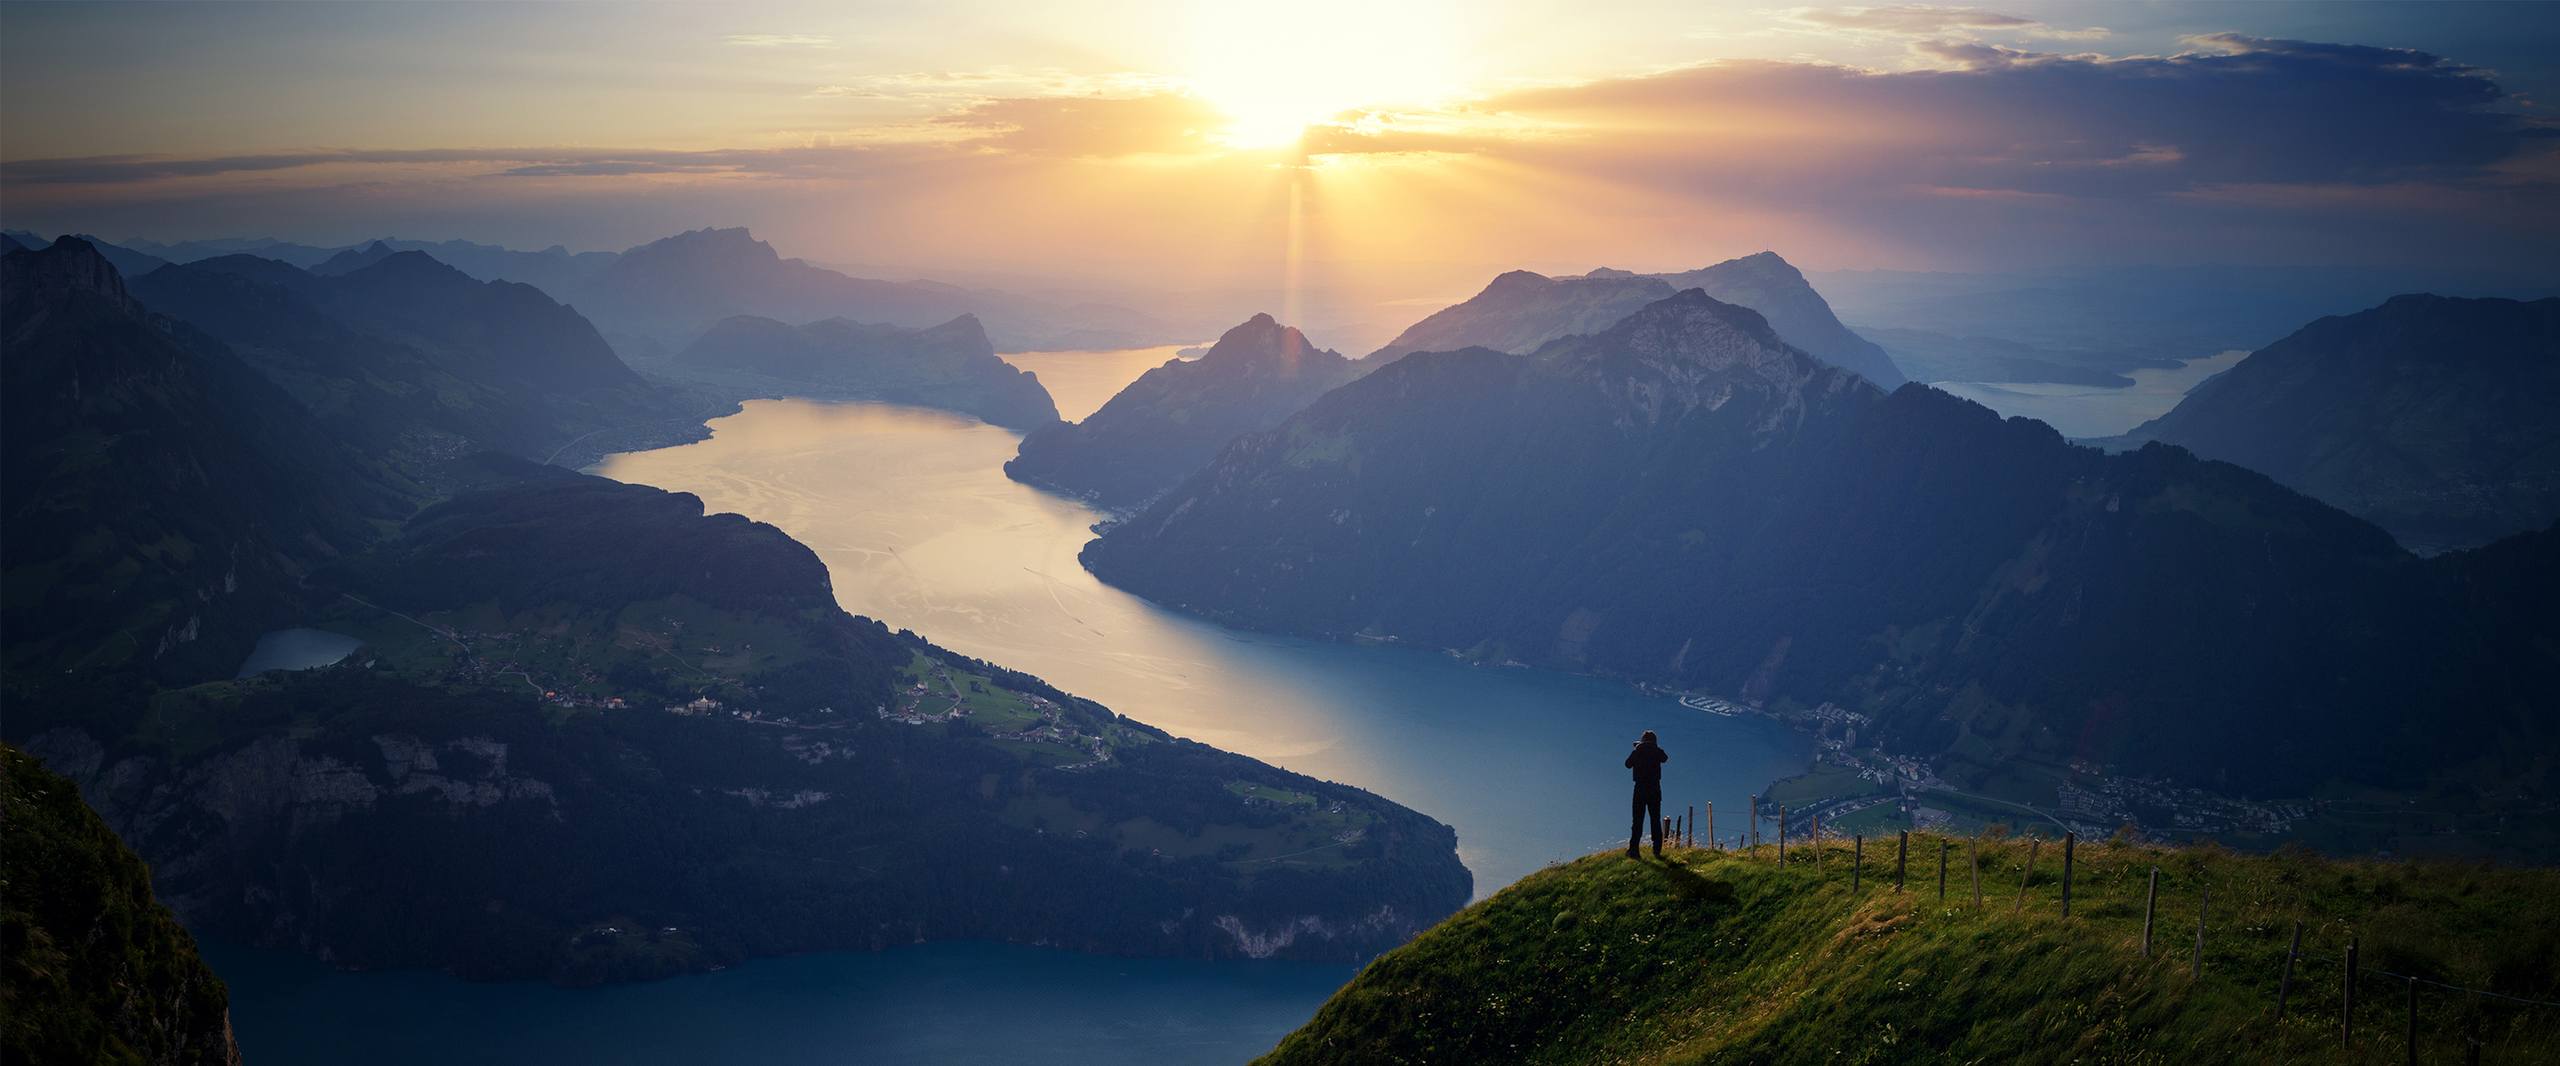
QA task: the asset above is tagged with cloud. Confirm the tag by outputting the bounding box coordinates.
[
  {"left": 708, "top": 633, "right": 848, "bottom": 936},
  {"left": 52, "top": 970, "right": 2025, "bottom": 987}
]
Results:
[
  {"left": 809, "top": 68, "right": 1183, "bottom": 104},
  {"left": 1785, "top": 5, "right": 2108, "bottom": 41},
  {"left": 931, "top": 92, "right": 1228, "bottom": 157},
  {"left": 725, "top": 33, "right": 833, "bottom": 48},
  {"left": 1315, "top": 35, "right": 2540, "bottom": 196},
  {"left": 0, "top": 144, "right": 948, "bottom": 186}
]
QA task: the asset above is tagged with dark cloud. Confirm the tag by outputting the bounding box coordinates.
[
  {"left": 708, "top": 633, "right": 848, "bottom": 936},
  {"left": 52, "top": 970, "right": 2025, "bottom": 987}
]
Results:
[
  {"left": 1789, "top": 5, "right": 2073, "bottom": 37},
  {"left": 1317, "top": 35, "right": 2542, "bottom": 198}
]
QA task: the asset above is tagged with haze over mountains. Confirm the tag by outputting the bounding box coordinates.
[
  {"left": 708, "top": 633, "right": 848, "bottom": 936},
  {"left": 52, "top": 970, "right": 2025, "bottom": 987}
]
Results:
[
  {"left": 2104, "top": 294, "right": 2560, "bottom": 552},
  {"left": 129, "top": 246, "right": 681, "bottom": 467},
  {"left": 677, "top": 311, "right": 1059, "bottom": 431},
  {"left": 1008, "top": 314, "right": 1361, "bottom": 508},
  {"left": 1084, "top": 288, "right": 2559, "bottom": 816},
  {"left": 54, "top": 227, "right": 1182, "bottom": 355}
]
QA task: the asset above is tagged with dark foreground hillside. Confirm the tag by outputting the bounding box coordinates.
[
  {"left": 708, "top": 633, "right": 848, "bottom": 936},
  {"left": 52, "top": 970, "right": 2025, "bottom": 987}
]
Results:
[
  {"left": 2, "top": 744, "right": 240, "bottom": 1066},
  {"left": 1263, "top": 836, "right": 2560, "bottom": 1065}
]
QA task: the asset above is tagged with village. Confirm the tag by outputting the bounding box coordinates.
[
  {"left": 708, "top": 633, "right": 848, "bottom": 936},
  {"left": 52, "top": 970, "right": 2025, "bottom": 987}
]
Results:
[{"left": 1683, "top": 688, "right": 2311, "bottom": 846}]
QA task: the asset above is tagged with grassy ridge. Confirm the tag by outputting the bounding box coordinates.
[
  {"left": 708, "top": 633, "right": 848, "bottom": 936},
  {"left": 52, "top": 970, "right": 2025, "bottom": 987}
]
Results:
[{"left": 1261, "top": 835, "right": 2560, "bottom": 1064}]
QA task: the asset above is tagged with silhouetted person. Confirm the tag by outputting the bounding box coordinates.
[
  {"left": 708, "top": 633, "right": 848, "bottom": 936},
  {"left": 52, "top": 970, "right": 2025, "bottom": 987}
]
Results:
[{"left": 1626, "top": 730, "right": 1668, "bottom": 858}]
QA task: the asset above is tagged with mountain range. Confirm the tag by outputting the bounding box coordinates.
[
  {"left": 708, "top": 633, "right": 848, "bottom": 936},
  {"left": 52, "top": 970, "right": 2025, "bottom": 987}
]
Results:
[
  {"left": 2103, "top": 294, "right": 2560, "bottom": 552},
  {"left": 1082, "top": 288, "right": 2559, "bottom": 810},
  {"left": 100, "top": 227, "right": 1178, "bottom": 354},
  {"left": 2, "top": 239, "right": 401, "bottom": 682},
  {"left": 1368, "top": 253, "right": 1905, "bottom": 389},
  {"left": 675, "top": 311, "right": 1059, "bottom": 430},
  {"left": 128, "top": 247, "right": 684, "bottom": 467},
  {"left": 1007, "top": 314, "right": 1361, "bottom": 508},
  {"left": 1, "top": 243, "right": 1467, "bottom": 984}
]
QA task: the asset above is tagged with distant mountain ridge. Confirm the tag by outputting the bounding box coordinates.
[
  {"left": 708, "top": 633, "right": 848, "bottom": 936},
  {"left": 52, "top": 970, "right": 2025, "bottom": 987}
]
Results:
[
  {"left": 1083, "top": 288, "right": 2558, "bottom": 806},
  {"left": 108, "top": 226, "right": 1179, "bottom": 353},
  {"left": 1008, "top": 313, "right": 1362, "bottom": 508},
  {"left": 1367, "top": 271, "right": 1674, "bottom": 364},
  {"left": 675, "top": 310, "right": 1058, "bottom": 430},
  {"left": 1642, "top": 252, "right": 1905, "bottom": 387},
  {"left": 3, "top": 239, "right": 399, "bottom": 681},
  {"left": 129, "top": 247, "right": 680, "bottom": 464},
  {"left": 2104, "top": 294, "right": 2560, "bottom": 552},
  {"left": 1365, "top": 252, "right": 1905, "bottom": 388}
]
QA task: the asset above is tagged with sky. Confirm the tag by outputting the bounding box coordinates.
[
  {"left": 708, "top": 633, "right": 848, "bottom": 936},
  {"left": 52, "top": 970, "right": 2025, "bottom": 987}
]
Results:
[{"left": 3, "top": 1, "right": 2557, "bottom": 295}]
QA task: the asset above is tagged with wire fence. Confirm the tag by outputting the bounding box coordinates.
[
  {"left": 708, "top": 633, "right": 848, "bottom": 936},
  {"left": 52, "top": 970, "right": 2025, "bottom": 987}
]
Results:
[{"left": 1634, "top": 801, "right": 2560, "bottom": 1064}]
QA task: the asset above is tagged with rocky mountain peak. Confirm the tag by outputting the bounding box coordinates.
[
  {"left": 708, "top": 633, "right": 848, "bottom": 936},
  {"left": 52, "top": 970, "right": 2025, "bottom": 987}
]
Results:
[
  {"left": 1543, "top": 288, "right": 1867, "bottom": 430},
  {"left": 1203, "top": 312, "right": 1338, "bottom": 370},
  {"left": 1, "top": 236, "right": 133, "bottom": 309}
]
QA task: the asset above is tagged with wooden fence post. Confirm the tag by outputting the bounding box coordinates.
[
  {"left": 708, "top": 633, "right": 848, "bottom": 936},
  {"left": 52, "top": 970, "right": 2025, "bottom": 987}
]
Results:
[
  {"left": 1938, "top": 840, "right": 1948, "bottom": 902},
  {"left": 1707, "top": 802, "right": 1715, "bottom": 851},
  {"left": 1779, "top": 806, "right": 1789, "bottom": 865},
  {"left": 1812, "top": 813, "right": 1822, "bottom": 865},
  {"left": 2467, "top": 992, "right": 2483, "bottom": 1066},
  {"left": 2015, "top": 839, "right": 2040, "bottom": 911},
  {"left": 1687, "top": 805, "right": 1695, "bottom": 848},
  {"left": 2404, "top": 976, "right": 2417, "bottom": 1066},
  {"left": 2060, "top": 832, "right": 2076, "bottom": 917},
  {"left": 2141, "top": 867, "right": 2159, "bottom": 956},
  {"left": 2276, "top": 919, "right": 2302, "bottom": 1017},
  {"left": 2344, "top": 939, "right": 2358, "bottom": 1049},
  {"left": 1750, "top": 795, "right": 1759, "bottom": 852},
  {"left": 1970, "top": 834, "right": 1983, "bottom": 907},
  {"left": 1895, "top": 830, "right": 1908, "bottom": 891},
  {"left": 2192, "top": 882, "right": 2209, "bottom": 980},
  {"left": 1852, "top": 835, "right": 1863, "bottom": 893}
]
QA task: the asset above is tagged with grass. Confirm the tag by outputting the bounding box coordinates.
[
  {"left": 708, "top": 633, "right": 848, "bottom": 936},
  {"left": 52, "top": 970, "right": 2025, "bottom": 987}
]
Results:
[{"left": 1259, "top": 834, "right": 2560, "bottom": 1064}]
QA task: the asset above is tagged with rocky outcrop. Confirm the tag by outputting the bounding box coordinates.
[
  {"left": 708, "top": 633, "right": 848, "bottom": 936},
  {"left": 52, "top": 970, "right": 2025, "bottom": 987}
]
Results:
[{"left": 2, "top": 744, "right": 242, "bottom": 1066}]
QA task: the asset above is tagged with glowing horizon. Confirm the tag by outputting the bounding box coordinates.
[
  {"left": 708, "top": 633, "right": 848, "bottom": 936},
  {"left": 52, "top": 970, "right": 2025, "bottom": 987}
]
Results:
[{"left": 3, "top": 1, "right": 2555, "bottom": 295}]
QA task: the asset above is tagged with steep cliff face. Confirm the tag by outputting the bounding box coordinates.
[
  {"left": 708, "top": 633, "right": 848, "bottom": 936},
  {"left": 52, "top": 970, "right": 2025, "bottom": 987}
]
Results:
[
  {"left": 2, "top": 744, "right": 241, "bottom": 1066},
  {"left": 1008, "top": 313, "right": 1363, "bottom": 508}
]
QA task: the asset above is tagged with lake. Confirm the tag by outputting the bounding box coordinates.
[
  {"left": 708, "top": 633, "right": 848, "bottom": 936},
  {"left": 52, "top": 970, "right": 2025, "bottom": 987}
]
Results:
[
  {"left": 1929, "top": 348, "right": 2252, "bottom": 439},
  {"left": 235, "top": 627, "right": 364, "bottom": 679},
  {"left": 215, "top": 348, "right": 1812, "bottom": 1065},
  {"left": 209, "top": 940, "right": 1355, "bottom": 1066}
]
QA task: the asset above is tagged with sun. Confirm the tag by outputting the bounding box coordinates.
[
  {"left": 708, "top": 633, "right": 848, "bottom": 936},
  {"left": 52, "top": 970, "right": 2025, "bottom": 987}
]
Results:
[{"left": 1185, "top": 0, "right": 1458, "bottom": 149}]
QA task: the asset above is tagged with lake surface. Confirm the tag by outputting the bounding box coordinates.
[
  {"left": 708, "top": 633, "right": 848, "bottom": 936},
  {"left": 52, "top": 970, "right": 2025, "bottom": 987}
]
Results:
[
  {"left": 209, "top": 940, "right": 1355, "bottom": 1066},
  {"left": 1930, "top": 348, "right": 2252, "bottom": 439},
  {"left": 1006, "top": 345, "right": 1197, "bottom": 421},
  {"left": 214, "top": 350, "right": 1811, "bottom": 1065},
  {"left": 234, "top": 627, "right": 363, "bottom": 679}
]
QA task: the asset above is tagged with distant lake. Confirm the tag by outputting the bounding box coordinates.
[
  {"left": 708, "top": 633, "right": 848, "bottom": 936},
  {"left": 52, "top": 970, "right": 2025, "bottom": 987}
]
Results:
[
  {"left": 1931, "top": 348, "right": 2252, "bottom": 439},
  {"left": 212, "top": 352, "right": 1811, "bottom": 1066},
  {"left": 234, "top": 627, "right": 363, "bottom": 679},
  {"left": 1007, "top": 345, "right": 1200, "bottom": 421}
]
